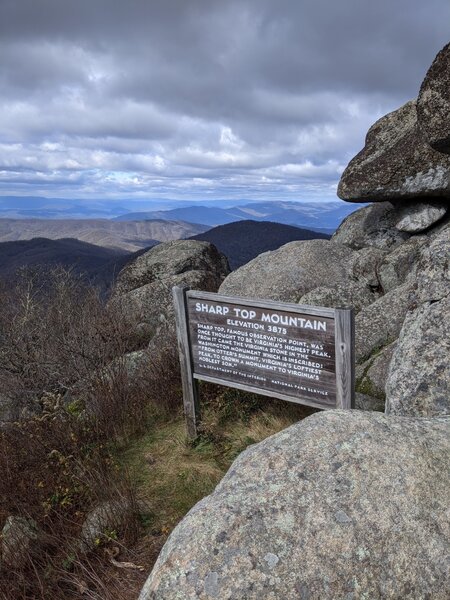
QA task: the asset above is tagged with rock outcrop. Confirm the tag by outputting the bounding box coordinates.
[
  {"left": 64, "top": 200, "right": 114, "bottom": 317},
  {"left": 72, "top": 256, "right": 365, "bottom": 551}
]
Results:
[
  {"left": 218, "top": 200, "right": 449, "bottom": 414},
  {"left": 219, "top": 239, "right": 356, "bottom": 302},
  {"left": 139, "top": 43, "right": 450, "bottom": 600},
  {"left": 417, "top": 42, "right": 450, "bottom": 153},
  {"left": 78, "top": 500, "right": 133, "bottom": 553},
  {"left": 338, "top": 42, "right": 450, "bottom": 205},
  {"left": 140, "top": 411, "right": 450, "bottom": 600},
  {"left": 219, "top": 239, "right": 382, "bottom": 311},
  {"left": 395, "top": 201, "right": 448, "bottom": 232},
  {"left": 386, "top": 297, "right": 450, "bottom": 417},
  {"left": 337, "top": 100, "right": 450, "bottom": 202},
  {"left": 1, "top": 516, "right": 42, "bottom": 568},
  {"left": 325, "top": 201, "right": 409, "bottom": 249},
  {"left": 112, "top": 240, "right": 229, "bottom": 344}
]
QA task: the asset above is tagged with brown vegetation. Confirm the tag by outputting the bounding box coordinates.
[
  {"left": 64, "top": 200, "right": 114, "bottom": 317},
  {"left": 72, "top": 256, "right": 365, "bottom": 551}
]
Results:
[
  {"left": 0, "top": 268, "right": 182, "bottom": 599},
  {"left": 0, "top": 267, "right": 310, "bottom": 599}
]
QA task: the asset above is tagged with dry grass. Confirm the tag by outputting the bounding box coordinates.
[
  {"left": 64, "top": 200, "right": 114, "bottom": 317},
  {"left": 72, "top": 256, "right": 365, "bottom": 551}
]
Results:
[{"left": 121, "top": 388, "right": 316, "bottom": 539}]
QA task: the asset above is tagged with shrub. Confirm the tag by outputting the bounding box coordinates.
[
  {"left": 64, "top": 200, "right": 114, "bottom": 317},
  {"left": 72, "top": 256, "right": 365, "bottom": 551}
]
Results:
[{"left": 0, "top": 267, "right": 163, "bottom": 598}]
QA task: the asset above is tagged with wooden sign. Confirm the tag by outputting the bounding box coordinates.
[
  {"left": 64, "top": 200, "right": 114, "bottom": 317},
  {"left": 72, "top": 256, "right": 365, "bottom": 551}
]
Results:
[{"left": 173, "top": 286, "right": 355, "bottom": 438}]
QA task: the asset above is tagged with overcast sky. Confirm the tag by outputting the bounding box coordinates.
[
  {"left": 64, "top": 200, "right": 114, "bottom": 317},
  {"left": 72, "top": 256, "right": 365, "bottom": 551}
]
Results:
[{"left": 0, "top": 0, "right": 449, "bottom": 204}]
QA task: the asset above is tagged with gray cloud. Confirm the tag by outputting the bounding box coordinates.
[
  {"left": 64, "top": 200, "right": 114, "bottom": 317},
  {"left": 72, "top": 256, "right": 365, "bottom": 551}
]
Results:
[{"left": 0, "top": 0, "right": 449, "bottom": 202}]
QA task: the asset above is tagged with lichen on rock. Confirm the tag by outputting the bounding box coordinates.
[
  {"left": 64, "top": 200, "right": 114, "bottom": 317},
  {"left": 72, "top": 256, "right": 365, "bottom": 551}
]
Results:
[{"left": 139, "top": 412, "right": 450, "bottom": 600}]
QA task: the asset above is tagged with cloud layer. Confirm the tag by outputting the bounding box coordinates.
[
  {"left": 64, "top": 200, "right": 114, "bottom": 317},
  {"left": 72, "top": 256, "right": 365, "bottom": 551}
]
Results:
[{"left": 1, "top": 0, "right": 449, "bottom": 202}]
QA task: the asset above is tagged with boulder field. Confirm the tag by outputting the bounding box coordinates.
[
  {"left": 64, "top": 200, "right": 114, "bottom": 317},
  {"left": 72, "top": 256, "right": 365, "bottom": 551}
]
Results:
[{"left": 139, "top": 44, "right": 449, "bottom": 599}]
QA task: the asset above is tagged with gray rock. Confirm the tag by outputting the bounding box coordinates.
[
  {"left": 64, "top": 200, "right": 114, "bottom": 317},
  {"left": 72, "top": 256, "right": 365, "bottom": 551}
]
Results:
[
  {"left": 112, "top": 240, "right": 229, "bottom": 340},
  {"left": 355, "top": 283, "right": 414, "bottom": 363},
  {"left": 337, "top": 100, "right": 450, "bottom": 202},
  {"left": 63, "top": 349, "right": 151, "bottom": 411},
  {"left": 117, "top": 270, "right": 219, "bottom": 329},
  {"left": 78, "top": 500, "right": 132, "bottom": 553},
  {"left": 219, "top": 240, "right": 357, "bottom": 302},
  {"left": 299, "top": 282, "right": 376, "bottom": 313},
  {"left": 1, "top": 516, "right": 41, "bottom": 567},
  {"left": 350, "top": 246, "right": 387, "bottom": 288},
  {"left": 356, "top": 342, "right": 396, "bottom": 401},
  {"left": 378, "top": 235, "right": 428, "bottom": 293},
  {"left": 331, "top": 203, "right": 409, "bottom": 250},
  {"left": 114, "top": 240, "right": 229, "bottom": 296},
  {"left": 293, "top": 245, "right": 386, "bottom": 312},
  {"left": 139, "top": 411, "right": 450, "bottom": 600},
  {"left": 395, "top": 201, "right": 448, "bottom": 232},
  {"left": 354, "top": 392, "right": 385, "bottom": 412},
  {"left": 386, "top": 296, "right": 450, "bottom": 417},
  {"left": 416, "top": 222, "right": 450, "bottom": 303},
  {"left": 134, "top": 321, "right": 154, "bottom": 344},
  {"left": 417, "top": 42, "right": 450, "bottom": 153}
]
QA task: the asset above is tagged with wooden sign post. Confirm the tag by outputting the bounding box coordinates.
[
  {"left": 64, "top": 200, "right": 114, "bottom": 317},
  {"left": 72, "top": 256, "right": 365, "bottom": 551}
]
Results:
[{"left": 173, "top": 286, "right": 355, "bottom": 439}]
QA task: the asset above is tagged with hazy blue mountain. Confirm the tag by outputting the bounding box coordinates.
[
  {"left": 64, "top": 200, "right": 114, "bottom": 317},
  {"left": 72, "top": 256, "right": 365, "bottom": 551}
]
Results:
[
  {"left": 0, "top": 197, "right": 365, "bottom": 229},
  {"left": 114, "top": 206, "right": 246, "bottom": 226},
  {"left": 189, "top": 220, "right": 330, "bottom": 270},
  {"left": 0, "top": 196, "right": 252, "bottom": 219},
  {"left": 115, "top": 201, "right": 365, "bottom": 231}
]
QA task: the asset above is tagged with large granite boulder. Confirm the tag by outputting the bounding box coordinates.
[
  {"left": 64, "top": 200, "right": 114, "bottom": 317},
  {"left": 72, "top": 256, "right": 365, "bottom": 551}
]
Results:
[
  {"left": 296, "top": 246, "right": 386, "bottom": 312},
  {"left": 377, "top": 235, "right": 427, "bottom": 292},
  {"left": 417, "top": 42, "right": 450, "bottom": 153},
  {"left": 114, "top": 240, "right": 228, "bottom": 296},
  {"left": 337, "top": 100, "right": 450, "bottom": 202},
  {"left": 386, "top": 296, "right": 450, "bottom": 417},
  {"left": 331, "top": 203, "right": 410, "bottom": 250},
  {"left": 139, "top": 411, "right": 450, "bottom": 600},
  {"left": 298, "top": 281, "right": 376, "bottom": 313},
  {"left": 217, "top": 200, "right": 448, "bottom": 416},
  {"left": 112, "top": 240, "right": 229, "bottom": 343},
  {"left": 356, "top": 341, "right": 396, "bottom": 403},
  {"left": 416, "top": 222, "right": 450, "bottom": 303},
  {"left": 220, "top": 240, "right": 363, "bottom": 302},
  {"left": 394, "top": 201, "right": 447, "bottom": 232},
  {"left": 63, "top": 349, "right": 151, "bottom": 413},
  {"left": 355, "top": 282, "right": 414, "bottom": 363}
]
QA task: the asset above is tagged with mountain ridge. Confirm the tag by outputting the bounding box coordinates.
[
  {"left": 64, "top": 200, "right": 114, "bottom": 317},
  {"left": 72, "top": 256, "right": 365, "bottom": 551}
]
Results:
[
  {"left": 0, "top": 237, "right": 143, "bottom": 292},
  {"left": 0, "top": 218, "right": 208, "bottom": 252},
  {"left": 114, "top": 200, "right": 365, "bottom": 230},
  {"left": 189, "top": 220, "right": 330, "bottom": 269}
]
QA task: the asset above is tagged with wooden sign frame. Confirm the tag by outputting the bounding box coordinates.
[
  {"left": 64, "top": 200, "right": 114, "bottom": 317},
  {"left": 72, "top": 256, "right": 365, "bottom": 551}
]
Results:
[{"left": 173, "top": 286, "right": 355, "bottom": 438}]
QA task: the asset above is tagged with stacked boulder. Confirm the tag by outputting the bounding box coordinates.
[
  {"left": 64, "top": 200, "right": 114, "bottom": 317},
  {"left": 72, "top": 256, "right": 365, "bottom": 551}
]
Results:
[{"left": 139, "top": 45, "right": 450, "bottom": 599}]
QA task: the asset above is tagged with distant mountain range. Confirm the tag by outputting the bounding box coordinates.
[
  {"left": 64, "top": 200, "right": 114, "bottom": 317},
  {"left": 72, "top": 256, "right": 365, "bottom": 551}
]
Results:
[
  {"left": 0, "top": 238, "right": 140, "bottom": 292},
  {"left": 189, "top": 220, "right": 330, "bottom": 270},
  {"left": 0, "top": 196, "right": 201, "bottom": 219},
  {"left": 0, "top": 218, "right": 208, "bottom": 252},
  {"left": 114, "top": 201, "right": 365, "bottom": 231},
  {"left": 0, "top": 197, "right": 365, "bottom": 232}
]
